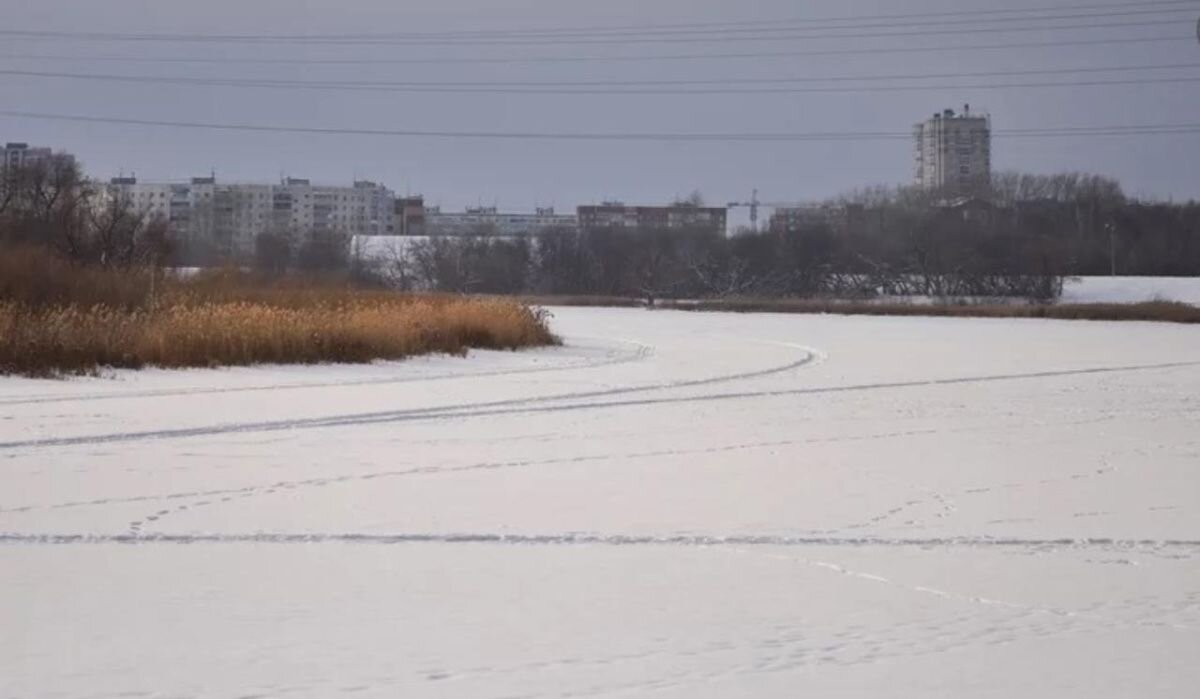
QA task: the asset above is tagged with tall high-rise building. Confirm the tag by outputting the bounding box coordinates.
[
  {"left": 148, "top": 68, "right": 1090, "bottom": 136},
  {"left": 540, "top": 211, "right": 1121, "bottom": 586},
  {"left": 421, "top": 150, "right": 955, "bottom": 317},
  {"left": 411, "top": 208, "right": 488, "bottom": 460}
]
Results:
[
  {"left": 913, "top": 106, "right": 991, "bottom": 195},
  {"left": 2, "top": 142, "right": 56, "bottom": 170}
]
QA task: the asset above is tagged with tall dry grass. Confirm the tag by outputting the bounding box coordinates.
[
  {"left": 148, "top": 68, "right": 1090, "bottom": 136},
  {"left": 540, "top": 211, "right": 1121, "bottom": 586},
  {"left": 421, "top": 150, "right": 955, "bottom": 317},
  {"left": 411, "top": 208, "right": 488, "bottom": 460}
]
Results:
[
  {"left": 0, "top": 245, "right": 156, "bottom": 309},
  {"left": 0, "top": 246, "right": 557, "bottom": 377}
]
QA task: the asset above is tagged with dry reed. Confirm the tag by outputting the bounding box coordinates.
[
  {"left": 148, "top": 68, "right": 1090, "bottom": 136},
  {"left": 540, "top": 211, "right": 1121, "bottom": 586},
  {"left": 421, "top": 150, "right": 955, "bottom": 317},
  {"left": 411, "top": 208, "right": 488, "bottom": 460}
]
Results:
[{"left": 0, "top": 247, "right": 557, "bottom": 377}]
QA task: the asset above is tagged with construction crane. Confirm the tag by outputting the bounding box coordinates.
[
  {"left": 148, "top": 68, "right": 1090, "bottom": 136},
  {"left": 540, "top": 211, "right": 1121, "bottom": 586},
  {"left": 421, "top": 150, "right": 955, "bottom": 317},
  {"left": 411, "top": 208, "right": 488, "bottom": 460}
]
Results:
[{"left": 727, "top": 189, "right": 811, "bottom": 233}]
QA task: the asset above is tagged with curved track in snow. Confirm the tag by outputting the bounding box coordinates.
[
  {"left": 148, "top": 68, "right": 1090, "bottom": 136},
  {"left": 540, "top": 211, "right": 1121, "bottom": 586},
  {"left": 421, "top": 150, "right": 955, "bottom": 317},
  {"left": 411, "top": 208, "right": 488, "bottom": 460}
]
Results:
[{"left": 0, "top": 337, "right": 822, "bottom": 450}]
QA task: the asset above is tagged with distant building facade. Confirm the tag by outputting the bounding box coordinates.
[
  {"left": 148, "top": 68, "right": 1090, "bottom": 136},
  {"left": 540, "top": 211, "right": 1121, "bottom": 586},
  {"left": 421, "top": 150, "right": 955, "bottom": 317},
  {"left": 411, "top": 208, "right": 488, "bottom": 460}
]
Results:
[
  {"left": 2, "top": 142, "right": 77, "bottom": 173},
  {"left": 394, "top": 196, "right": 427, "bottom": 237},
  {"left": 2, "top": 142, "right": 77, "bottom": 196},
  {"left": 576, "top": 202, "right": 727, "bottom": 235},
  {"left": 913, "top": 106, "right": 992, "bottom": 195},
  {"left": 3, "top": 142, "right": 55, "bottom": 171},
  {"left": 768, "top": 204, "right": 848, "bottom": 234},
  {"left": 106, "top": 175, "right": 395, "bottom": 257},
  {"left": 425, "top": 206, "right": 578, "bottom": 236}
]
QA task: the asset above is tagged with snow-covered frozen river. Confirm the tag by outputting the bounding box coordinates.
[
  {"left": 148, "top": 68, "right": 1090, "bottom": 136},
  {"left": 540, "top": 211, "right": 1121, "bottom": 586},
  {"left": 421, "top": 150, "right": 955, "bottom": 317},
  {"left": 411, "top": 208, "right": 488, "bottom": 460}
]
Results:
[{"left": 3, "top": 307, "right": 1199, "bottom": 698}]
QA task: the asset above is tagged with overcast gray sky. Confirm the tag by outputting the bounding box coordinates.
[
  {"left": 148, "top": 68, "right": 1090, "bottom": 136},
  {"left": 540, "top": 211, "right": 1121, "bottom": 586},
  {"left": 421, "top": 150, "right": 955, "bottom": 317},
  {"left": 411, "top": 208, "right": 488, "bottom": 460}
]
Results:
[{"left": 2, "top": 0, "right": 1198, "bottom": 222}]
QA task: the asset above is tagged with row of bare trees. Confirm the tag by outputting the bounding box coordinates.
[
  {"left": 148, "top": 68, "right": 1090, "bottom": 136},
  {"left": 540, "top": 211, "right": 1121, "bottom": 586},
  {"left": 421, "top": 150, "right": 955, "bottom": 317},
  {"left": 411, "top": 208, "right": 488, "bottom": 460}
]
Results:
[
  {"left": 360, "top": 171, "right": 1196, "bottom": 301},
  {"left": 833, "top": 172, "right": 1200, "bottom": 277},
  {"left": 0, "top": 156, "right": 358, "bottom": 275},
  {"left": 1, "top": 155, "right": 170, "bottom": 267},
  {"left": 363, "top": 219, "right": 1067, "bottom": 302}
]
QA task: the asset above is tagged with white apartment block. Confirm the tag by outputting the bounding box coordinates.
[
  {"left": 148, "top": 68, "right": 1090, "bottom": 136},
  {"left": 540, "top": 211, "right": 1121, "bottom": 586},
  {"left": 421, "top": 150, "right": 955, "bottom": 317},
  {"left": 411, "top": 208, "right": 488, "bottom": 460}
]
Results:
[
  {"left": 425, "top": 206, "right": 578, "bottom": 236},
  {"left": 913, "top": 105, "right": 992, "bottom": 195},
  {"left": 106, "top": 176, "right": 396, "bottom": 257}
]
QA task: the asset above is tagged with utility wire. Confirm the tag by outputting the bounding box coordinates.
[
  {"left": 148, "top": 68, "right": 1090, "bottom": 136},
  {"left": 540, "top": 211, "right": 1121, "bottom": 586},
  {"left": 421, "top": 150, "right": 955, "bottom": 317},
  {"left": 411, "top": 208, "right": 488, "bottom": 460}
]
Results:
[
  {"left": 9, "top": 7, "right": 1196, "bottom": 40},
  {"left": 2, "top": 1, "right": 1196, "bottom": 41},
  {"left": 0, "top": 18, "right": 1188, "bottom": 46},
  {"left": 4, "top": 68, "right": 1199, "bottom": 95},
  {"left": 4, "top": 63, "right": 1198, "bottom": 87},
  {"left": 0, "top": 35, "right": 1190, "bottom": 66},
  {"left": 197, "top": 0, "right": 1200, "bottom": 37},
  {"left": 3, "top": 110, "right": 1198, "bottom": 143}
]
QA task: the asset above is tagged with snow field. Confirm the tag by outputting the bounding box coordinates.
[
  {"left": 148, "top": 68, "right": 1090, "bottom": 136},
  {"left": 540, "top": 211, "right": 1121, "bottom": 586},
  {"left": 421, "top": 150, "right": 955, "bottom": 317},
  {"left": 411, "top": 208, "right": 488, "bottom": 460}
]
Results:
[{"left": 2, "top": 307, "right": 1199, "bottom": 698}]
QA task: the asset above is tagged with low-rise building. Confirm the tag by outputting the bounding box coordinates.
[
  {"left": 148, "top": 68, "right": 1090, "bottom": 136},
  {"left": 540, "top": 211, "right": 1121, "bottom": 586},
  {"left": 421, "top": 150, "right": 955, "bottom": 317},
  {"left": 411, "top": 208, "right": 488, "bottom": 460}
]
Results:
[
  {"left": 394, "top": 196, "right": 427, "bottom": 236},
  {"left": 576, "top": 202, "right": 727, "bottom": 235},
  {"left": 425, "top": 206, "right": 577, "bottom": 236},
  {"left": 768, "top": 204, "right": 848, "bottom": 234}
]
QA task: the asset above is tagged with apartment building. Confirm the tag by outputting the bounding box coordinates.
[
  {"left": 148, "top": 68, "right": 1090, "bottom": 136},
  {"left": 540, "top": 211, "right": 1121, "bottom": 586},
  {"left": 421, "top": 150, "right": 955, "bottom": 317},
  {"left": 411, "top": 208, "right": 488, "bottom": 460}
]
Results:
[
  {"left": 3, "top": 142, "right": 53, "bottom": 171},
  {"left": 2, "top": 142, "right": 77, "bottom": 197},
  {"left": 107, "top": 175, "right": 396, "bottom": 257},
  {"left": 913, "top": 105, "right": 992, "bottom": 195}
]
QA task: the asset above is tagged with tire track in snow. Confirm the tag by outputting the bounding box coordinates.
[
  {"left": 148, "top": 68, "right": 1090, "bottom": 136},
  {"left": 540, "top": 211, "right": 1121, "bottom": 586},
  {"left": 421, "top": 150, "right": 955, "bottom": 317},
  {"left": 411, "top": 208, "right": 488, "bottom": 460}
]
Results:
[
  {"left": 0, "top": 340, "right": 823, "bottom": 451},
  {"left": 0, "top": 336, "right": 652, "bottom": 407},
  {"left": 4, "top": 354, "right": 1195, "bottom": 453},
  {"left": 0, "top": 427, "right": 939, "bottom": 518},
  {"left": 3, "top": 532, "right": 1198, "bottom": 549}
]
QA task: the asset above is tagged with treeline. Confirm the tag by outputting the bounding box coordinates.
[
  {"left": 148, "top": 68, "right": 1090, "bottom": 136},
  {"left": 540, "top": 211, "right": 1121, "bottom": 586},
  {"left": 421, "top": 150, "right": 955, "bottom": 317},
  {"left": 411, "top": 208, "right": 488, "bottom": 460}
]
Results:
[
  {"left": 831, "top": 172, "right": 1200, "bottom": 277},
  {"left": 0, "top": 154, "right": 170, "bottom": 266},
  {"left": 367, "top": 223, "right": 1065, "bottom": 301},
  {"left": 4, "top": 156, "right": 1197, "bottom": 303},
  {"left": 366, "top": 171, "right": 1196, "bottom": 302}
]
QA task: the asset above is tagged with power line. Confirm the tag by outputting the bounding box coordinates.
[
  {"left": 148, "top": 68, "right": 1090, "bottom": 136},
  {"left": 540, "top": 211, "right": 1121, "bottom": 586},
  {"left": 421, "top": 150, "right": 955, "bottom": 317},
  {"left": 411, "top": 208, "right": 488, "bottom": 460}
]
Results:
[
  {"left": 5, "top": 67, "right": 1199, "bottom": 95},
  {"left": 9, "top": 7, "right": 1196, "bottom": 41},
  {"left": 355, "top": 3, "right": 1200, "bottom": 38},
  {"left": 312, "top": 7, "right": 1200, "bottom": 40},
  {"left": 0, "top": 18, "right": 1189, "bottom": 46},
  {"left": 2, "top": 1, "right": 1196, "bottom": 41},
  {"left": 0, "top": 35, "right": 1191, "bottom": 66},
  {"left": 4, "top": 62, "right": 1199, "bottom": 87},
  {"left": 3, "top": 110, "right": 1199, "bottom": 143},
  {"left": 209, "top": 0, "right": 1200, "bottom": 38}
]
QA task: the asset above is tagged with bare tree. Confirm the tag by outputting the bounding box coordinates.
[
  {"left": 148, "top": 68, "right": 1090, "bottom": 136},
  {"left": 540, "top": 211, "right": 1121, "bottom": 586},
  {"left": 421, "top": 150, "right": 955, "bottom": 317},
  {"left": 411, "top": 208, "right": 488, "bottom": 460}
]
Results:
[{"left": 87, "top": 192, "right": 172, "bottom": 267}]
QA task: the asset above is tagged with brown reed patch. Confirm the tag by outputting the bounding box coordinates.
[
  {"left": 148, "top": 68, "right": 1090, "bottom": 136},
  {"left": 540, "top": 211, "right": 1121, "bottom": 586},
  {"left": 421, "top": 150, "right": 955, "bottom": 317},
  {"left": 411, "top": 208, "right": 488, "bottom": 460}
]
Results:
[{"left": 0, "top": 247, "right": 557, "bottom": 377}]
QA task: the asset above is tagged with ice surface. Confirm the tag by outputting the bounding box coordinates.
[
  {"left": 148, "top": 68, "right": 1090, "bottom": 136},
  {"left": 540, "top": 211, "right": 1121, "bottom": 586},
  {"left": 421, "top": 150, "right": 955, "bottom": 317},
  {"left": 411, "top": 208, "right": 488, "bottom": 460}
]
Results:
[{"left": 2, "top": 308, "right": 1199, "bottom": 697}]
